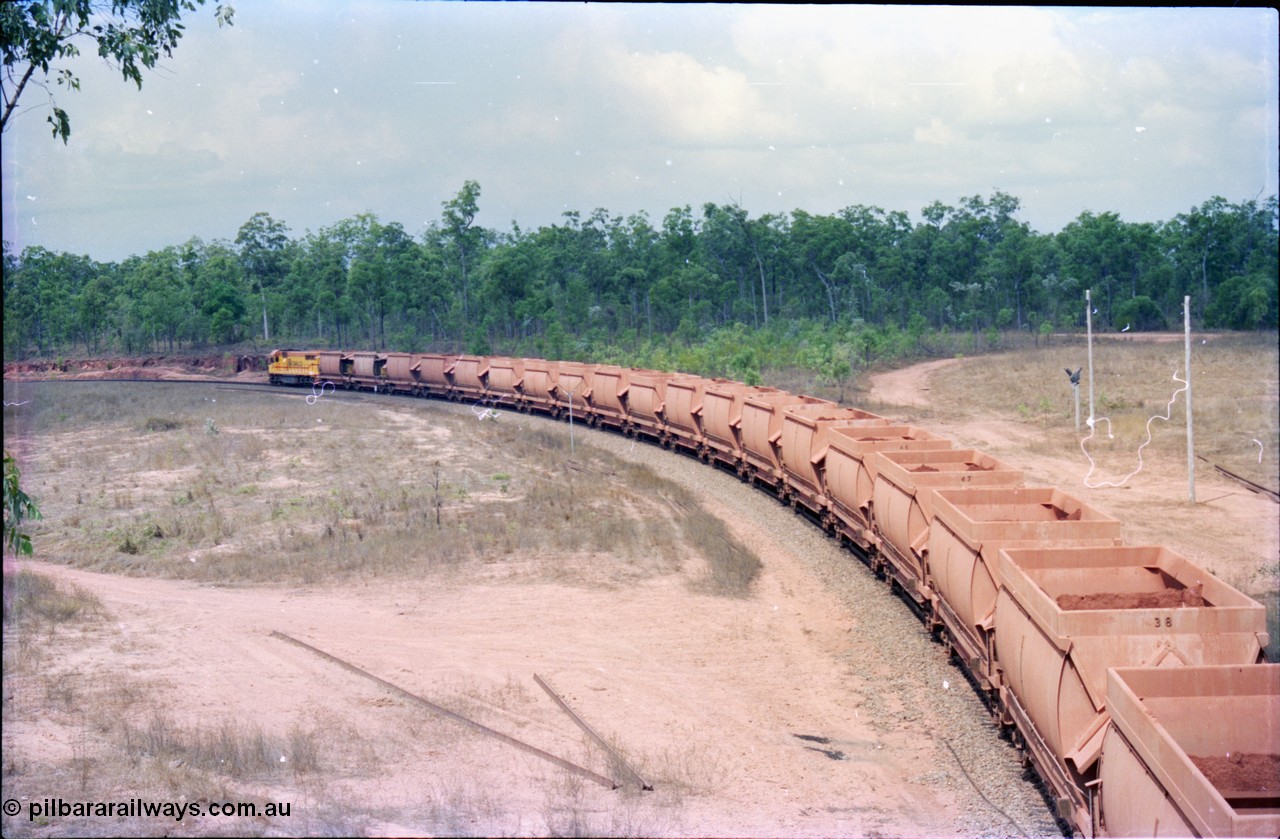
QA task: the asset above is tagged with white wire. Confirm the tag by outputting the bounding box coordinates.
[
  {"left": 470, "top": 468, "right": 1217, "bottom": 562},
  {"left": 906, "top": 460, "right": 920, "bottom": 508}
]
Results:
[
  {"left": 306, "top": 380, "right": 335, "bottom": 405},
  {"left": 1080, "top": 368, "right": 1188, "bottom": 488},
  {"left": 471, "top": 395, "right": 506, "bottom": 421}
]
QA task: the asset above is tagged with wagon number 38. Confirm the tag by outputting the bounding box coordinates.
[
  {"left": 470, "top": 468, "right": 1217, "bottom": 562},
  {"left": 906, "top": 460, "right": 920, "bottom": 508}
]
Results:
[{"left": 1154, "top": 615, "right": 1173, "bottom": 628}]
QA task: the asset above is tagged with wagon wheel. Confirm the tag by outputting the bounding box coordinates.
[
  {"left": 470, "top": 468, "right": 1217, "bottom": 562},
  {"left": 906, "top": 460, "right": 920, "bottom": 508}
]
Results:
[{"left": 1009, "top": 728, "right": 1030, "bottom": 766}]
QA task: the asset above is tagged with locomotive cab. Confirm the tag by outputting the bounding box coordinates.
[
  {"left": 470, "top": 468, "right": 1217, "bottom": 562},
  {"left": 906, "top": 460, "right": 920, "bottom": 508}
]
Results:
[{"left": 268, "top": 349, "right": 321, "bottom": 385}]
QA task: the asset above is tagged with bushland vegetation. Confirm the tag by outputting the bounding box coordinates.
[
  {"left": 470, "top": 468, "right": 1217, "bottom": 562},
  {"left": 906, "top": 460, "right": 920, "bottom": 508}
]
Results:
[{"left": 4, "top": 187, "right": 1276, "bottom": 373}]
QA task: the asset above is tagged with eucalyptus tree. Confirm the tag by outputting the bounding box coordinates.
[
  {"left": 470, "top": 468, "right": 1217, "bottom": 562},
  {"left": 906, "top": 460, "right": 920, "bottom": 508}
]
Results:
[
  {"left": 836, "top": 204, "right": 913, "bottom": 325},
  {"left": 2, "top": 244, "right": 100, "bottom": 357},
  {"left": 700, "top": 203, "right": 762, "bottom": 326},
  {"left": 789, "top": 210, "right": 855, "bottom": 324},
  {"left": 288, "top": 227, "right": 351, "bottom": 345},
  {"left": 441, "top": 179, "right": 484, "bottom": 324},
  {"left": 126, "top": 246, "right": 190, "bottom": 352},
  {"left": 235, "top": 211, "right": 292, "bottom": 343},
  {"left": 184, "top": 239, "right": 245, "bottom": 345},
  {"left": 605, "top": 212, "right": 660, "bottom": 333},
  {"left": 1057, "top": 211, "right": 1128, "bottom": 328}
]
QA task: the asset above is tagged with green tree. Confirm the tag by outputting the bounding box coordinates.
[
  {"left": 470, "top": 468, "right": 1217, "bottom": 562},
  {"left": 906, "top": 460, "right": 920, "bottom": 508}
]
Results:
[
  {"left": 1, "top": 0, "right": 234, "bottom": 143},
  {"left": 4, "top": 450, "right": 42, "bottom": 558},
  {"left": 1113, "top": 295, "right": 1167, "bottom": 331},
  {"left": 1206, "top": 275, "right": 1278, "bottom": 330},
  {"left": 442, "top": 180, "right": 484, "bottom": 325},
  {"left": 235, "top": 211, "right": 291, "bottom": 343}
]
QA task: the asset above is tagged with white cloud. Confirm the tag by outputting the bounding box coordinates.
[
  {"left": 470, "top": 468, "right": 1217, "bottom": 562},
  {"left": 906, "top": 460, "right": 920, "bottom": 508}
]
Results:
[{"left": 2, "top": 3, "right": 1275, "bottom": 260}]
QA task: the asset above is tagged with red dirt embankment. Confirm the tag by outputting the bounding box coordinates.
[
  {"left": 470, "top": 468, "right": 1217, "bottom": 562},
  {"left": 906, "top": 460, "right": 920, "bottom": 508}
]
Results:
[{"left": 4, "top": 354, "right": 264, "bottom": 382}]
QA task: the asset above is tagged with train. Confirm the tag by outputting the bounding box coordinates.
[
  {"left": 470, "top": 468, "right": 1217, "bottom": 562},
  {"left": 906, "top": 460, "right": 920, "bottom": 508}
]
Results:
[{"left": 267, "top": 348, "right": 1277, "bottom": 838}]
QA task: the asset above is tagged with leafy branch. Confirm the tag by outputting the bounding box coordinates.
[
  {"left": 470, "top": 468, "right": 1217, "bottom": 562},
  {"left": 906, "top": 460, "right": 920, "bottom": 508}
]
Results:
[
  {"left": 4, "top": 449, "right": 43, "bottom": 558},
  {"left": 0, "top": 0, "right": 235, "bottom": 143}
]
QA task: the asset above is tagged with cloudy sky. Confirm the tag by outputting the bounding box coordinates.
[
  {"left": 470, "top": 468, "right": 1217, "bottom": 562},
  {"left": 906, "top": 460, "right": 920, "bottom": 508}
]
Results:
[{"left": 2, "top": 3, "right": 1276, "bottom": 263}]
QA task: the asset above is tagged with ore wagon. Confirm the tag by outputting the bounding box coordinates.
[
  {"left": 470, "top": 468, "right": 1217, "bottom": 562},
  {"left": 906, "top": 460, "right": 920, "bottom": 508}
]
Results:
[
  {"left": 996, "top": 545, "right": 1269, "bottom": 832},
  {"left": 925, "top": 487, "right": 1123, "bottom": 689},
  {"left": 871, "top": 449, "right": 1023, "bottom": 606},
  {"left": 776, "top": 404, "right": 886, "bottom": 520},
  {"left": 738, "top": 393, "right": 835, "bottom": 491},
  {"left": 823, "top": 425, "right": 952, "bottom": 553},
  {"left": 1099, "top": 664, "right": 1280, "bottom": 838}
]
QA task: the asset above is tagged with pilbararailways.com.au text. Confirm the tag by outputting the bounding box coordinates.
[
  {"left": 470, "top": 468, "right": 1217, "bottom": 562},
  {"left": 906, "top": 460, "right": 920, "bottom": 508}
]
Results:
[{"left": 7, "top": 797, "right": 292, "bottom": 822}]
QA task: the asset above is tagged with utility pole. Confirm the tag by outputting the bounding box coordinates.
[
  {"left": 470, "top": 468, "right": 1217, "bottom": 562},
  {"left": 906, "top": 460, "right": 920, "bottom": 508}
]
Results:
[
  {"left": 1185, "top": 295, "right": 1195, "bottom": 503},
  {"left": 1085, "top": 289, "right": 1095, "bottom": 430}
]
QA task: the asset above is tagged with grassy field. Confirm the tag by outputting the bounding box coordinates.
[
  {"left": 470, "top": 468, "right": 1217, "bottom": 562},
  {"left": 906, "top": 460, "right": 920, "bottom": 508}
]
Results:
[
  {"left": 922, "top": 332, "right": 1279, "bottom": 490},
  {"left": 2, "top": 381, "right": 759, "bottom": 594},
  {"left": 886, "top": 332, "right": 1280, "bottom": 661}
]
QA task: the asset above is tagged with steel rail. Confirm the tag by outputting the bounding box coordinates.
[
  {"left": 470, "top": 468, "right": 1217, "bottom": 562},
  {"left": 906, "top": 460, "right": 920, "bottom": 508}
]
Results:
[
  {"left": 534, "top": 673, "right": 652, "bottom": 791},
  {"left": 270, "top": 632, "right": 618, "bottom": 789},
  {"left": 1196, "top": 455, "right": 1280, "bottom": 503}
]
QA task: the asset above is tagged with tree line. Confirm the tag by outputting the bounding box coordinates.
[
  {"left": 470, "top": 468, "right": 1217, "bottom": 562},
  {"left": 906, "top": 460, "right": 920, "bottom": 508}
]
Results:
[{"left": 4, "top": 185, "right": 1277, "bottom": 375}]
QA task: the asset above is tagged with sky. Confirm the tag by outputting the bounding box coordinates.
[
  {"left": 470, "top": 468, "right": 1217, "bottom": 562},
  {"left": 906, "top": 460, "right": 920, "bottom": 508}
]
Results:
[{"left": 2, "top": 2, "right": 1277, "bottom": 263}]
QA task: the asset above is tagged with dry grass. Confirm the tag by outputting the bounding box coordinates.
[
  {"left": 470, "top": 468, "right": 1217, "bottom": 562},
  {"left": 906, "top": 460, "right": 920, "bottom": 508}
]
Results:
[
  {"left": 2, "top": 601, "right": 386, "bottom": 838},
  {"left": 926, "top": 332, "right": 1279, "bottom": 489},
  {"left": 3, "top": 381, "right": 760, "bottom": 596},
  {"left": 0, "top": 381, "right": 756, "bottom": 837},
  {"left": 117, "top": 711, "right": 322, "bottom": 778},
  {"left": 2, "top": 569, "right": 104, "bottom": 628}
]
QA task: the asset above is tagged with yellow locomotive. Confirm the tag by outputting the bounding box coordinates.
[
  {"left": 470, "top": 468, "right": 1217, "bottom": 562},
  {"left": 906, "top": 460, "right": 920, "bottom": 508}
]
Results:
[{"left": 267, "top": 349, "right": 321, "bottom": 385}]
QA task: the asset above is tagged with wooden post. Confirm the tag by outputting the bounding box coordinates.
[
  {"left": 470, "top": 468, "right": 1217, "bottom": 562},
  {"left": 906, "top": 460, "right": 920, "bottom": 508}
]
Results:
[
  {"left": 1073, "top": 383, "right": 1081, "bottom": 432},
  {"left": 1185, "top": 295, "right": 1195, "bottom": 503}
]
